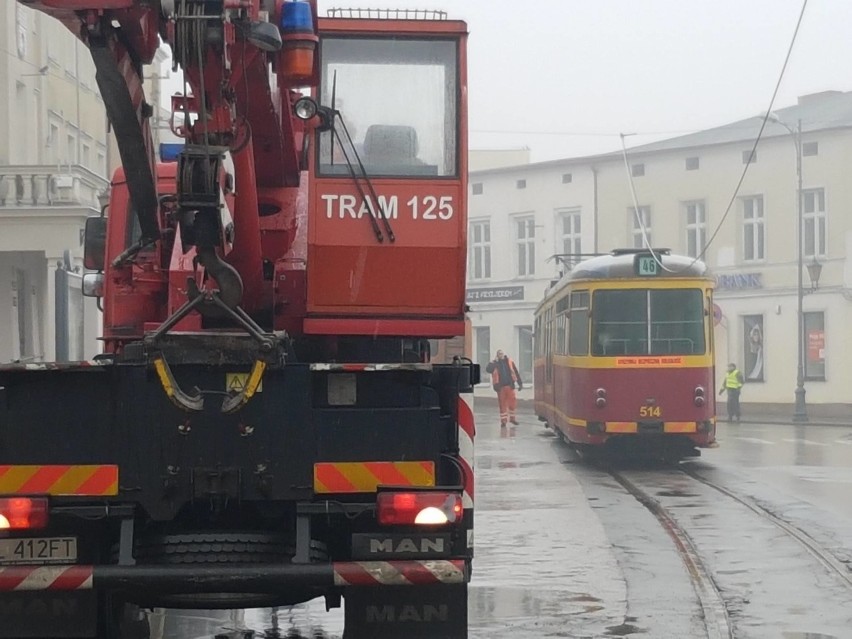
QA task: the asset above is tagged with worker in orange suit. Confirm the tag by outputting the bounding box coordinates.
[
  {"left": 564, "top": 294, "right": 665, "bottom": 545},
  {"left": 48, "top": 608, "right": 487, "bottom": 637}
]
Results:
[{"left": 485, "top": 350, "right": 523, "bottom": 428}]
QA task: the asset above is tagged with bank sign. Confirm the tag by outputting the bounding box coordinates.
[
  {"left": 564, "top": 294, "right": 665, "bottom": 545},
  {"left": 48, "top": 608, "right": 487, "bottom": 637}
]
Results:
[{"left": 466, "top": 286, "right": 525, "bottom": 302}]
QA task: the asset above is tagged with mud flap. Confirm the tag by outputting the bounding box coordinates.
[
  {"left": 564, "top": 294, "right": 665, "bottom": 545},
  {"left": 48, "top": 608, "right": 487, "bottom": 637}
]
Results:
[
  {"left": 343, "top": 584, "right": 467, "bottom": 639},
  {"left": 0, "top": 591, "right": 97, "bottom": 638}
]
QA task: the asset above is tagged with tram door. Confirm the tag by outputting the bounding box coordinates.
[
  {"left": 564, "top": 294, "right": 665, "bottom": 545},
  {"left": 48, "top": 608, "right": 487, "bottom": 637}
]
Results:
[{"left": 544, "top": 306, "right": 555, "bottom": 415}]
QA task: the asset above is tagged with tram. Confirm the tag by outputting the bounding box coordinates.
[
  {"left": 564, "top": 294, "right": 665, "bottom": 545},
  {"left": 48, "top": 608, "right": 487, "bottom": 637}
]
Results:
[{"left": 534, "top": 249, "right": 717, "bottom": 456}]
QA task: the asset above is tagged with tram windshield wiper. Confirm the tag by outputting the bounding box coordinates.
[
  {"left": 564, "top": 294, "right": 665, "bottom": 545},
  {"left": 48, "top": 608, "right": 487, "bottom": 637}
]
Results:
[{"left": 325, "top": 73, "right": 395, "bottom": 244}]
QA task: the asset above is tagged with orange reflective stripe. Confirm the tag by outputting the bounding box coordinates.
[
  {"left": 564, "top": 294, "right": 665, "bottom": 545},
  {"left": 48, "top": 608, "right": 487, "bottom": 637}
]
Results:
[
  {"left": 664, "top": 422, "right": 698, "bottom": 433},
  {"left": 314, "top": 464, "right": 358, "bottom": 494},
  {"left": 605, "top": 422, "right": 638, "bottom": 433},
  {"left": 0, "top": 466, "right": 119, "bottom": 496},
  {"left": 313, "top": 462, "right": 436, "bottom": 494},
  {"left": 75, "top": 466, "right": 120, "bottom": 495}
]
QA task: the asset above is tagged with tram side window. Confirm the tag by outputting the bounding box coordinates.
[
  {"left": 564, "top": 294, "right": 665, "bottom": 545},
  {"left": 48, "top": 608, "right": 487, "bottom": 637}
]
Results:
[
  {"left": 555, "top": 295, "right": 570, "bottom": 354},
  {"left": 593, "top": 289, "right": 646, "bottom": 355},
  {"left": 649, "top": 289, "right": 705, "bottom": 355},
  {"left": 568, "top": 291, "right": 590, "bottom": 355}
]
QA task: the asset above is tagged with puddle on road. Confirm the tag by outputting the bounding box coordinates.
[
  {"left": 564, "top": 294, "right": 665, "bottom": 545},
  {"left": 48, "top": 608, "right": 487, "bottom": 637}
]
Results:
[
  {"left": 654, "top": 490, "right": 700, "bottom": 498},
  {"left": 470, "top": 586, "right": 608, "bottom": 620},
  {"left": 604, "top": 621, "right": 648, "bottom": 636}
]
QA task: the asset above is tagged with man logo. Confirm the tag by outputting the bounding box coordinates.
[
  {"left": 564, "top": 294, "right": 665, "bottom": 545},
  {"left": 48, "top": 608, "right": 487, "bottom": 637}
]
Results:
[
  {"left": 369, "top": 537, "right": 445, "bottom": 554},
  {"left": 366, "top": 604, "right": 449, "bottom": 623}
]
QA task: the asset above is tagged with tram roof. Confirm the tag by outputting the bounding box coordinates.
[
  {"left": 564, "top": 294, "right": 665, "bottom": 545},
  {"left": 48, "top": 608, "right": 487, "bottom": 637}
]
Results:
[{"left": 540, "top": 249, "right": 710, "bottom": 306}]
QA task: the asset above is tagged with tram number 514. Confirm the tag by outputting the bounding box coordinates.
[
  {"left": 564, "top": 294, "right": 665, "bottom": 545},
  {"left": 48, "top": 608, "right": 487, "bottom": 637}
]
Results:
[{"left": 639, "top": 405, "right": 662, "bottom": 418}]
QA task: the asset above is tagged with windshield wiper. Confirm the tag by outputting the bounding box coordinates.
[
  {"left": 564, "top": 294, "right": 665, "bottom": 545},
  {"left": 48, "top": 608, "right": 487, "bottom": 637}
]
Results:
[{"left": 327, "top": 73, "right": 395, "bottom": 244}]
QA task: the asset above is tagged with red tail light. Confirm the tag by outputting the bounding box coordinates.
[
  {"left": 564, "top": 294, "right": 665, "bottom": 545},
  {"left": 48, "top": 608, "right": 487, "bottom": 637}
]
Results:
[
  {"left": 0, "top": 498, "right": 49, "bottom": 530},
  {"left": 377, "top": 491, "right": 463, "bottom": 526}
]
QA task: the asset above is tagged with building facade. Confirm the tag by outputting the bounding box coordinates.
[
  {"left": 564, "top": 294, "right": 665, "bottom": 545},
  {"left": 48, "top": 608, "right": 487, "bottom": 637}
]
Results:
[
  {"left": 467, "top": 159, "right": 598, "bottom": 401},
  {"left": 0, "top": 3, "right": 109, "bottom": 362},
  {"left": 468, "top": 91, "right": 852, "bottom": 412}
]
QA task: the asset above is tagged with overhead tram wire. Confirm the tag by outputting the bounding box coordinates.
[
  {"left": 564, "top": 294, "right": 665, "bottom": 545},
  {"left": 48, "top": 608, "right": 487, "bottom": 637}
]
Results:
[{"left": 618, "top": 0, "right": 809, "bottom": 274}]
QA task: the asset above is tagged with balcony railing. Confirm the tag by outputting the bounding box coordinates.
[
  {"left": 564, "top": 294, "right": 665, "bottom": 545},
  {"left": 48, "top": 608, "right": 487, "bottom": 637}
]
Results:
[{"left": 0, "top": 164, "right": 109, "bottom": 210}]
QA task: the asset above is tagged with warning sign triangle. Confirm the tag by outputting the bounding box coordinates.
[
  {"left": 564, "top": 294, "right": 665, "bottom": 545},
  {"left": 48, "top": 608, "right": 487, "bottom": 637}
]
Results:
[{"left": 227, "top": 374, "right": 246, "bottom": 392}]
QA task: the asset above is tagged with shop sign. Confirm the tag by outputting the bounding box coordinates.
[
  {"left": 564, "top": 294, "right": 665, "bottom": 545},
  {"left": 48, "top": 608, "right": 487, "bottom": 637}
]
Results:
[
  {"left": 715, "top": 273, "right": 762, "bottom": 290},
  {"left": 466, "top": 286, "right": 524, "bottom": 302}
]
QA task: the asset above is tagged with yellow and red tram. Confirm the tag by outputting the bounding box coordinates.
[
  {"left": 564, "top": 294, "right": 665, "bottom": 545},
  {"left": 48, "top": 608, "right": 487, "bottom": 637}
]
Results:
[{"left": 534, "top": 249, "right": 717, "bottom": 455}]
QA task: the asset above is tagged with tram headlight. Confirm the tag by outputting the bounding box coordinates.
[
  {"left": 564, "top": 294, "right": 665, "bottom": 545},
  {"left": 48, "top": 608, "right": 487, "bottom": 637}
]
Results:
[
  {"left": 595, "top": 388, "right": 607, "bottom": 408},
  {"left": 694, "top": 386, "right": 706, "bottom": 407}
]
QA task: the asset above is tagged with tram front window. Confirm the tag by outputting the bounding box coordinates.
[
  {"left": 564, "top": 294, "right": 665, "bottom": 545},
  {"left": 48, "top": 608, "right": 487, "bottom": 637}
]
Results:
[{"left": 592, "top": 289, "right": 705, "bottom": 356}]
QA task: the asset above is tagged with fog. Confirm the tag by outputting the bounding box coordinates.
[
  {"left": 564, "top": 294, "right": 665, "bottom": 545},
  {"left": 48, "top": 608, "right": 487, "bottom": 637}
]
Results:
[{"left": 318, "top": 0, "right": 852, "bottom": 161}]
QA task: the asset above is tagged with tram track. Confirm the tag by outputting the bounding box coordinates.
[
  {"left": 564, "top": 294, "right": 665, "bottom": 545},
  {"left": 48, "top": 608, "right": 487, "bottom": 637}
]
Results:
[
  {"left": 681, "top": 464, "right": 852, "bottom": 591},
  {"left": 608, "top": 468, "right": 734, "bottom": 639}
]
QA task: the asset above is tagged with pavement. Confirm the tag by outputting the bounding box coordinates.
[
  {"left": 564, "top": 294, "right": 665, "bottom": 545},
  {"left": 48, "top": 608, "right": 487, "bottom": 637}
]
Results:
[{"left": 721, "top": 413, "right": 852, "bottom": 427}]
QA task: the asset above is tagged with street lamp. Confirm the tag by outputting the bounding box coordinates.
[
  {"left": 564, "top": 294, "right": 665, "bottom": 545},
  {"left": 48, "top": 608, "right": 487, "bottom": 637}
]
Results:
[{"left": 768, "top": 113, "right": 807, "bottom": 422}]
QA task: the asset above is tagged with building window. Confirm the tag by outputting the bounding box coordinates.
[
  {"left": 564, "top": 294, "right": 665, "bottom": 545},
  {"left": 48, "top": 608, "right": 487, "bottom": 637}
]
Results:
[
  {"left": 742, "top": 149, "right": 757, "bottom": 164},
  {"left": 515, "top": 216, "right": 536, "bottom": 276},
  {"left": 562, "top": 173, "right": 573, "bottom": 184},
  {"left": 474, "top": 326, "right": 490, "bottom": 371},
  {"left": 516, "top": 179, "right": 527, "bottom": 189},
  {"left": 631, "top": 163, "right": 645, "bottom": 177},
  {"left": 469, "top": 220, "right": 491, "bottom": 280},
  {"left": 471, "top": 182, "right": 483, "bottom": 195},
  {"left": 629, "top": 206, "right": 651, "bottom": 249},
  {"left": 742, "top": 196, "right": 765, "bottom": 261},
  {"left": 802, "top": 141, "right": 819, "bottom": 157},
  {"left": 557, "top": 208, "right": 582, "bottom": 261},
  {"left": 81, "top": 142, "right": 91, "bottom": 168},
  {"left": 802, "top": 188, "right": 826, "bottom": 257},
  {"left": 684, "top": 201, "right": 706, "bottom": 258},
  {"left": 47, "top": 122, "right": 60, "bottom": 162},
  {"left": 685, "top": 156, "right": 700, "bottom": 171},
  {"left": 517, "top": 325, "right": 533, "bottom": 381},
  {"left": 804, "top": 311, "right": 825, "bottom": 380},
  {"left": 743, "top": 315, "right": 764, "bottom": 382},
  {"left": 66, "top": 133, "right": 77, "bottom": 164},
  {"left": 97, "top": 150, "right": 106, "bottom": 177}
]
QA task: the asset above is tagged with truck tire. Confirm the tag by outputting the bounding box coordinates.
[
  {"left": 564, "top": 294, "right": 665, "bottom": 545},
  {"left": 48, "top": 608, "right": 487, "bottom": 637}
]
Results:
[
  {"left": 132, "top": 532, "right": 327, "bottom": 609},
  {"left": 134, "top": 532, "right": 307, "bottom": 565}
]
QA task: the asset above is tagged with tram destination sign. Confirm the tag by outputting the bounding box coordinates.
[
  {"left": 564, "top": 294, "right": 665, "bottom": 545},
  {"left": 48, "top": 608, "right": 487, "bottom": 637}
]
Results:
[{"left": 466, "top": 286, "right": 525, "bottom": 302}]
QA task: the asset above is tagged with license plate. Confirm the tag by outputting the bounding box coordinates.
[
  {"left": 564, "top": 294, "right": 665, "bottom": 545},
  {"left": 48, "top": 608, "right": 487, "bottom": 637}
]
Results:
[{"left": 0, "top": 537, "right": 77, "bottom": 565}]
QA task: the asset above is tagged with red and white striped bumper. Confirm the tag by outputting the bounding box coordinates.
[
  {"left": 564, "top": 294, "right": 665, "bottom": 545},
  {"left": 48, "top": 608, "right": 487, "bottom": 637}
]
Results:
[
  {"left": 0, "top": 560, "right": 468, "bottom": 592},
  {"left": 333, "top": 560, "right": 466, "bottom": 587},
  {"left": 0, "top": 565, "right": 93, "bottom": 591}
]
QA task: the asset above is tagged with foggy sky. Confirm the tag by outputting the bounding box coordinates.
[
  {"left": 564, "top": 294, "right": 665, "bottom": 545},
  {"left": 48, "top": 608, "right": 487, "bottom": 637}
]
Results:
[{"left": 318, "top": 0, "right": 852, "bottom": 162}]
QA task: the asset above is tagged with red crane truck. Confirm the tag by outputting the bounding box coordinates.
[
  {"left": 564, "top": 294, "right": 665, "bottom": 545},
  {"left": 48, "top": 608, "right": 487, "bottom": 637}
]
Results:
[{"left": 0, "top": 3, "right": 475, "bottom": 637}]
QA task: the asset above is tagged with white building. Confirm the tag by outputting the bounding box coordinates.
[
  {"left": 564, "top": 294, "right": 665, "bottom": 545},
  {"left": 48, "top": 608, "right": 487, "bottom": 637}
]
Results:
[
  {"left": 1, "top": 4, "right": 176, "bottom": 364},
  {"left": 0, "top": 3, "right": 109, "bottom": 362},
  {"left": 468, "top": 90, "right": 852, "bottom": 414},
  {"left": 467, "top": 158, "right": 598, "bottom": 401}
]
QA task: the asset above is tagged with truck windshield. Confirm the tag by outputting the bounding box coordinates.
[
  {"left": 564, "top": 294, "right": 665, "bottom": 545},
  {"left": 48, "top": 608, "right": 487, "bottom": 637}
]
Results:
[
  {"left": 591, "top": 288, "right": 706, "bottom": 356},
  {"left": 318, "top": 37, "right": 458, "bottom": 178}
]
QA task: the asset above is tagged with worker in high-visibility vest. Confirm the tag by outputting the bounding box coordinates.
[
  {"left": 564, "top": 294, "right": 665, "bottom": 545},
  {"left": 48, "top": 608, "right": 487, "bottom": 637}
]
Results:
[
  {"left": 719, "top": 362, "right": 744, "bottom": 422},
  {"left": 485, "top": 349, "right": 523, "bottom": 427}
]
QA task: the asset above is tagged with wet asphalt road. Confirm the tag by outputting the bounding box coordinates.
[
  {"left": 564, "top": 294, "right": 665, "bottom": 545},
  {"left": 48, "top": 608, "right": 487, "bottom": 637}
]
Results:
[{"left": 155, "top": 412, "right": 852, "bottom": 638}]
